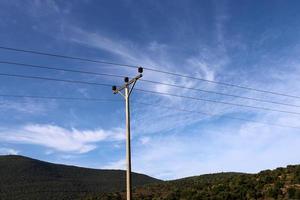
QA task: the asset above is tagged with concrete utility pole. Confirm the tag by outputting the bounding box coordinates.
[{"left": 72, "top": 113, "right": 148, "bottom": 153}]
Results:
[{"left": 112, "top": 67, "right": 143, "bottom": 200}]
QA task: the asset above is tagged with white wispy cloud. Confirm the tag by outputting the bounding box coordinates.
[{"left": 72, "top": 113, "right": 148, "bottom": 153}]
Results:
[
  {"left": 186, "top": 58, "right": 215, "bottom": 81},
  {"left": 0, "top": 99, "right": 48, "bottom": 114},
  {"left": 0, "top": 147, "right": 19, "bottom": 155},
  {"left": 0, "top": 124, "right": 124, "bottom": 154},
  {"left": 62, "top": 23, "right": 300, "bottom": 140},
  {"left": 69, "top": 27, "right": 138, "bottom": 62},
  {"left": 3, "top": 0, "right": 300, "bottom": 180},
  {"left": 32, "top": 0, "right": 61, "bottom": 13},
  {"left": 90, "top": 23, "right": 300, "bottom": 178},
  {"left": 139, "top": 136, "right": 151, "bottom": 145},
  {"left": 63, "top": 26, "right": 232, "bottom": 134},
  {"left": 127, "top": 113, "right": 300, "bottom": 180},
  {"left": 102, "top": 159, "right": 126, "bottom": 170}
]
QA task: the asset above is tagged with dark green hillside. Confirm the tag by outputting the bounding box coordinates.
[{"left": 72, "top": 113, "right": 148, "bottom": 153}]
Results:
[
  {"left": 94, "top": 165, "right": 300, "bottom": 200},
  {"left": 2, "top": 155, "right": 300, "bottom": 200},
  {"left": 0, "top": 155, "right": 161, "bottom": 200}
]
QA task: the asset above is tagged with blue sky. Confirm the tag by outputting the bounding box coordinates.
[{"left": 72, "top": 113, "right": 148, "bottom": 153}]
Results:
[{"left": 0, "top": 0, "right": 300, "bottom": 180}]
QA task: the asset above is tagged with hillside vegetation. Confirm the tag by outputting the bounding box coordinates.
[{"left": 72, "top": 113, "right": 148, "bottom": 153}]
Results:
[
  {"left": 1, "top": 155, "right": 300, "bottom": 200},
  {"left": 0, "top": 155, "right": 161, "bottom": 200},
  {"left": 92, "top": 165, "right": 300, "bottom": 200}
]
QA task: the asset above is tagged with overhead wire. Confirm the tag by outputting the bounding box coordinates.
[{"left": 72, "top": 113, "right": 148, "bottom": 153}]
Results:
[
  {"left": 141, "top": 67, "right": 300, "bottom": 99},
  {"left": 0, "top": 93, "right": 299, "bottom": 130},
  {"left": 0, "top": 46, "right": 137, "bottom": 69},
  {"left": 132, "top": 101, "right": 300, "bottom": 130},
  {"left": 0, "top": 72, "right": 112, "bottom": 87},
  {"left": 1, "top": 45, "right": 300, "bottom": 99},
  {"left": 0, "top": 94, "right": 121, "bottom": 102},
  {"left": 0, "top": 61, "right": 124, "bottom": 79},
  {"left": 140, "top": 79, "right": 300, "bottom": 108},
  {"left": 135, "top": 89, "right": 300, "bottom": 116},
  {"left": 1, "top": 60, "right": 300, "bottom": 108},
  {"left": 0, "top": 72, "right": 299, "bottom": 116}
]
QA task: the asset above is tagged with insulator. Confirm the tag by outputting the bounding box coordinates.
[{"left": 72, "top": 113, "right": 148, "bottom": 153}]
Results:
[{"left": 138, "top": 67, "right": 143, "bottom": 73}]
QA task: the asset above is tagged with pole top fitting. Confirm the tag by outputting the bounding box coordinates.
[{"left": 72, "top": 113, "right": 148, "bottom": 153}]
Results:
[
  {"left": 112, "top": 85, "right": 117, "bottom": 92},
  {"left": 138, "top": 67, "right": 143, "bottom": 74},
  {"left": 124, "top": 77, "right": 129, "bottom": 83}
]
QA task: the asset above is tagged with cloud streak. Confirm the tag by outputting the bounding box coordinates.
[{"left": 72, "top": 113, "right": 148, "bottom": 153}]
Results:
[
  {"left": 128, "top": 113, "right": 300, "bottom": 180},
  {"left": 0, "top": 124, "right": 124, "bottom": 154},
  {"left": 2, "top": 0, "right": 300, "bottom": 180},
  {"left": 0, "top": 147, "right": 19, "bottom": 155}
]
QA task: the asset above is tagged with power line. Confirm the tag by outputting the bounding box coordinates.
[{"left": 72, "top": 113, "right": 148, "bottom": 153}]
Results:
[
  {"left": 0, "top": 94, "right": 121, "bottom": 102},
  {"left": 2, "top": 60, "right": 300, "bottom": 108},
  {"left": 0, "top": 93, "right": 298, "bottom": 130},
  {"left": 0, "top": 46, "right": 137, "bottom": 69},
  {"left": 140, "top": 79, "right": 300, "bottom": 108},
  {"left": 132, "top": 101, "right": 300, "bottom": 130},
  {"left": 0, "top": 72, "right": 112, "bottom": 87},
  {"left": 0, "top": 61, "right": 124, "bottom": 79},
  {"left": 142, "top": 67, "right": 300, "bottom": 100},
  {"left": 135, "top": 89, "right": 300, "bottom": 116},
  {"left": 1, "top": 45, "right": 299, "bottom": 99},
  {"left": 0, "top": 72, "right": 299, "bottom": 116}
]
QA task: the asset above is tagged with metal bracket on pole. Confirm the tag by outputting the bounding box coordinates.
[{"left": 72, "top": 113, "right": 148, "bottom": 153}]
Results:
[
  {"left": 113, "top": 73, "right": 142, "bottom": 97},
  {"left": 117, "top": 90, "right": 126, "bottom": 99},
  {"left": 112, "top": 67, "right": 143, "bottom": 200}
]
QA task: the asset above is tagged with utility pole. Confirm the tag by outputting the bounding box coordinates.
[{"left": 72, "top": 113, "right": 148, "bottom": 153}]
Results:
[{"left": 112, "top": 67, "right": 143, "bottom": 200}]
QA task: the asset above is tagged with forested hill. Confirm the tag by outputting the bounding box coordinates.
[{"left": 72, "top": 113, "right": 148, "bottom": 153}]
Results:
[
  {"left": 1, "top": 155, "right": 300, "bottom": 200},
  {"left": 0, "top": 155, "right": 161, "bottom": 200},
  {"left": 93, "top": 165, "right": 300, "bottom": 200}
]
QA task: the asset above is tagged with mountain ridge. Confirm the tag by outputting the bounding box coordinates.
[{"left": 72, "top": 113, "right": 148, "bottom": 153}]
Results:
[
  {"left": 0, "top": 155, "right": 161, "bottom": 200},
  {"left": 2, "top": 155, "right": 300, "bottom": 200}
]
